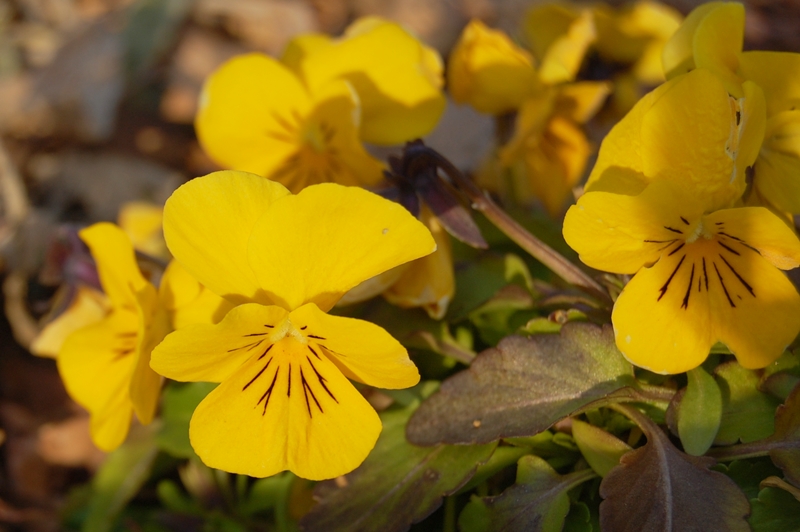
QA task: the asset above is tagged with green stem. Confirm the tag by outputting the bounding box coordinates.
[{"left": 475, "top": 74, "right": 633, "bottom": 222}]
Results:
[
  {"left": 432, "top": 151, "right": 611, "bottom": 304},
  {"left": 275, "top": 473, "right": 295, "bottom": 532},
  {"left": 706, "top": 440, "right": 777, "bottom": 462},
  {"left": 443, "top": 495, "right": 457, "bottom": 532}
]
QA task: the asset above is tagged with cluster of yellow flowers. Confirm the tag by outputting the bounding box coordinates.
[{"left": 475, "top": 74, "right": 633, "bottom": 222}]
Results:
[{"left": 564, "top": 2, "right": 800, "bottom": 374}]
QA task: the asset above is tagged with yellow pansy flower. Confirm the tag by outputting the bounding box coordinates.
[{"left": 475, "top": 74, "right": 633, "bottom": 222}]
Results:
[
  {"left": 117, "top": 201, "right": 168, "bottom": 260},
  {"left": 282, "top": 17, "right": 446, "bottom": 145},
  {"left": 564, "top": 179, "right": 800, "bottom": 374},
  {"left": 195, "top": 54, "right": 384, "bottom": 193},
  {"left": 523, "top": 3, "right": 596, "bottom": 85},
  {"left": 661, "top": 2, "right": 800, "bottom": 214},
  {"left": 150, "top": 171, "right": 436, "bottom": 480},
  {"left": 499, "top": 81, "right": 611, "bottom": 216},
  {"left": 30, "top": 285, "right": 109, "bottom": 359},
  {"left": 585, "top": 68, "right": 765, "bottom": 211},
  {"left": 447, "top": 19, "right": 540, "bottom": 115},
  {"left": 57, "top": 223, "right": 167, "bottom": 451}
]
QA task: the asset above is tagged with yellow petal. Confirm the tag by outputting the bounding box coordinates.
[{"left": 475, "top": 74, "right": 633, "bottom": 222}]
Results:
[
  {"left": 289, "top": 303, "right": 419, "bottom": 389},
  {"left": 269, "top": 79, "right": 384, "bottom": 191},
  {"left": 189, "top": 337, "right": 381, "bottom": 480},
  {"left": 383, "top": 207, "right": 455, "bottom": 319},
  {"left": 662, "top": 1, "right": 723, "bottom": 79},
  {"left": 297, "top": 17, "right": 446, "bottom": 145},
  {"left": 335, "top": 264, "right": 411, "bottom": 306},
  {"left": 151, "top": 303, "right": 289, "bottom": 383},
  {"left": 524, "top": 5, "right": 596, "bottom": 85},
  {"left": 195, "top": 53, "right": 311, "bottom": 176},
  {"left": 705, "top": 207, "right": 800, "bottom": 270},
  {"left": 247, "top": 184, "right": 436, "bottom": 311},
  {"left": 639, "top": 68, "right": 755, "bottom": 209},
  {"left": 129, "top": 283, "right": 167, "bottom": 425},
  {"left": 554, "top": 81, "right": 612, "bottom": 124},
  {"left": 58, "top": 309, "right": 139, "bottom": 450},
  {"left": 161, "top": 261, "right": 234, "bottom": 329},
  {"left": 754, "top": 110, "right": 800, "bottom": 213},
  {"left": 692, "top": 2, "right": 745, "bottom": 96},
  {"left": 563, "top": 180, "right": 706, "bottom": 274},
  {"left": 79, "top": 223, "right": 147, "bottom": 309},
  {"left": 117, "top": 201, "right": 167, "bottom": 260},
  {"left": 281, "top": 33, "right": 332, "bottom": 71},
  {"left": 447, "top": 19, "right": 539, "bottom": 115},
  {"left": 613, "top": 243, "right": 717, "bottom": 374},
  {"left": 740, "top": 51, "right": 800, "bottom": 117},
  {"left": 30, "top": 286, "right": 109, "bottom": 359},
  {"left": 162, "top": 170, "right": 291, "bottom": 305}
]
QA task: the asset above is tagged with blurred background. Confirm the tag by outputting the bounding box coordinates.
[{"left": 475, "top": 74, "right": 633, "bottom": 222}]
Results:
[{"left": 0, "top": 0, "right": 798, "bottom": 528}]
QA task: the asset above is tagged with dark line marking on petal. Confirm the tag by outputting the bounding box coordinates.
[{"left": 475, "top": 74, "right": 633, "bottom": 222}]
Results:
[
  {"left": 664, "top": 226, "right": 683, "bottom": 234},
  {"left": 300, "top": 368, "right": 322, "bottom": 417},
  {"left": 244, "top": 332, "right": 268, "bottom": 337},
  {"left": 228, "top": 339, "right": 263, "bottom": 352},
  {"left": 718, "top": 241, "right": 741, "bottom": 256},
  {"left": 243, "top": 357, "right": 272, "bottom": 391},
  {"left": 668, "top": 243, "right": 686, "bottom": 256},
  {"left": 697, "top": 275, "right": 702, "bottom": 292},
  {"left": 307, "top": 334, "right": 326, "bottom": 340},
  {"left": 258, "top": 344, "right": 274, "bottom": 360},
  {"left": 300, "top": 325, "right": 307, "bottom": 330},
  {"left": 715, "top": 222, "right": 724, "bottom": 226},
  {"left": 287, "top": 364, "right": 292, "bottom": 397},
  {"left": 713, "top": 262, "right": 736, "bottom": 308},
  {"left": 264, "top": 324, "right": 274, "bottom": 328},
  {"left": 319, "top": 344, "right": 347, "bottom": 358},
  {"left": 306, "top": 356, "right": 338, "bottom": 403},
  {"left": 658, "top": 255, "right": 686, "bottom": 301},
  {"left": 308, "top": 345, "right": 321, "bottom": 359},
  {"left": 719, "top": 254, "right": 755, "bottom": 296},
  {"left": 736, "top": 110, "right": 741, "bottom": 125},
  {"left": 680, "top": 216, "right": 690, "bottom": 225},
  {"left": 682, "top": 264, "right": 695, "bottom": 309},
  {"left": 720, "top": 233, "right": 761, "bottom": 253},
  {"left": 644, "top": 239, "right": 677, "bottom": 243},
  {"left": 257, "top": 367, "right": 279, "bottom": 415},
  {"left": 702, "top": 258, "right": 709, "bottom": 291}
]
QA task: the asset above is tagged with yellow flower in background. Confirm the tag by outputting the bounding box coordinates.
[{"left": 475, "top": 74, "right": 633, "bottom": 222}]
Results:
[
  {"left": 523, "top": 3, "right": 596, "bottom": 85},
  {"left": 30, "top": 285, "right": 109, "bottom": 359},
  {"left": 117, "top": 201, "right": 168, "bottom": 260},
  {"left": 584, "top": 68, "right": 765, "bottom": 211},
  {"left": 57, "top": 223, "right": 167, "bottom": 451},
  {"left": 282, "top": 17, "right": 446, "bottom": 145},
  {"left": 447, "top": 19, "right": 540, "bottom": 115},
  {"left": 195, "top": 54, "right": 384, "bottom": 192},
  {"left": 150, "top": 171, "right": 435, "bottom": 480},
  {"left": 564, "top": 179, "right": 800, "bottom": 374},
  {"left": 594, "top": 1, "right": 682, "bottom": 85},
  {"left": 498, "top": 81, "right": 611, "bottom": 216}
]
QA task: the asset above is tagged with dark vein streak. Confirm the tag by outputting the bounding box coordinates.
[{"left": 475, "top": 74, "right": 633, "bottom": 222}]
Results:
[
  {"left": 258, "top": 368, "right": 280, "bottom": 414},
  {"left": 680, "top": 217, "right": 690, "bottom": 225},
  {"left": 718, "top": 241, "right": 741, "bottom": 256},
  {"left": 264, "top": 324, "right": 274, "bottom": 328},
  {"left": 719, "top": 254, "right": 755, "bottom": 296},
  {"left": 258, "top": 344, "right": 274, "bottom": 360},
  {"left": 702, "top": 258, "right": 709, "bottom": 291},
  {"left": 682, "top": 264, "right": 695, "bottom": 309},
  {"left": 228, "top": 339, "right": 263, "bottom": 353},
  {"left": 664, "top": 226, "right": 683, "bottom": 235},
  {"left": 300, "top": 325, "right": 307, "bottom": 330},
  {"left": 243, "top": 357, "right": 272, "bottom": 391},
  {"left": 244, "top": 332, "right": 268, "bottom": 337},
  {"left": 668, "top": 243, "right": 686, "bottom": 256},
  {"left": 658, "top": 255, "right": 686, "bottom": 301},
  {"left": 307, "top": 334, "right": 326, "bottom": 340},
  {"left": 644, "top": 239, "right": 677, "bottom": 244},
  {"left": 287, "top": 364, "right": 292, "bottom": 397},
  {"left": 307, "top": 356, "right": 337, "bottom": 403},
  {"left": 300, "top": 369, "right": 322, "bottom": 417},
  {"left": 320, "top": 344, "right": 346, "bottom": 358},
  {"left": 713, "top": 263, "right": 736, "bottom": 307},
  {"left": 308, "top": 345, "right": 321, "bottom": 359}
]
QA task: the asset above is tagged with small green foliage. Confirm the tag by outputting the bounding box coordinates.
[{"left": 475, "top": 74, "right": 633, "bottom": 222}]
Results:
[
  {"left": 714, "top": 362, "right": 782, "bottom": 445},
  {"left": 458, "top": 456, "right": 595, "bottom": 532},
  {"left": 677, "top": 366, "right": 723, "bottom": 455},
  {"left": 760, "top": 350, "right": 800, "bottom": 400},
  {"left": 298, "top": 403, "right": 497, "bottom": 532},
  {"left": 713, "top": 458, "right": 783, "bottom": 500},
  {"left": 156, "top": 381, "right": 217, "bottom": 459},
  {"left": 571, "top": 419, "right": 632, "bottom": 477},
  {"left": 749, "top": 487, "right": 800, "bottom": 532}
]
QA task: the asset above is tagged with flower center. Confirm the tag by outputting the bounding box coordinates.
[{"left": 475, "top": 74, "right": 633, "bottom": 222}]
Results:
[{"left": 268, "top": 316, "right": 308, "bottom": 345}]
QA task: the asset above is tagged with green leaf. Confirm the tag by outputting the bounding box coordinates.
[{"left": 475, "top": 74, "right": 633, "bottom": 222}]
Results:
[
  {"left": 599, "top": 407, "right": 750, "bottom": 532},
  {"left": 458, "top": 456, "right": 595, "bottom": 532},
  {"left": 749, "top": 487, "right": 800, "bottom": 532},
  {"left": 156, "top": 381, "right": 217, "bottom": 459},
  {"left": 759, "top": 350, "right": 800, "bottom": 400},
  {"left": 447, "top": 253, "right": 533, "bottom": 321},
  {"left": 714, "top": 362, "right": 781, "bottom": 445},
  {"left": 82, "top": 427, "right": 159, "bottom": 532},
  {"left": 457, "top": 444, "right": 533, "bottom": 494},
  {"left": 298, "top": 403, "right": 497, "bottom": 532},
  {"left": 406, "top": 323, "right": 640, "bottom": 445},
  {"left": 713, "top": 458, "right": 783, "bottom": 500},
  {"left": 677, "top": 366, "right": 723, "bottom": 455},
  {"left": 571, "top": 419, "right": 632, "bottom": 477},
  {"left": 563, "top": 501, "right": 594, "bottom": 532}
]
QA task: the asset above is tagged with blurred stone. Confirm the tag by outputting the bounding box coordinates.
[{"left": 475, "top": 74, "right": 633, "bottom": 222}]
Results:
[
  {"left": 193, "top": 0, "right": 317, "bottom": 55},
  {"left": 424, "top": 98, "right": 494, "bottom": 172},
  {"left": 160, "top": 27, "right": 246, "bottom": 123},
  {"left": 37, "top": 415, "right": 105, "bottom": 470}
]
